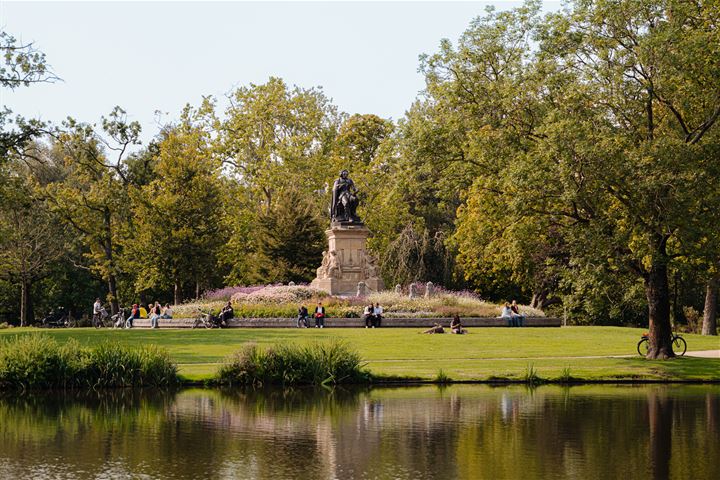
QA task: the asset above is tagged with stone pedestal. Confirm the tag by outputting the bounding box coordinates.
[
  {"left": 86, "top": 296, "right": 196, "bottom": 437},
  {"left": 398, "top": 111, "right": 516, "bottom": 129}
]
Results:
[{"left": 311, "top": 224, "right": 385, "bottom": 296}]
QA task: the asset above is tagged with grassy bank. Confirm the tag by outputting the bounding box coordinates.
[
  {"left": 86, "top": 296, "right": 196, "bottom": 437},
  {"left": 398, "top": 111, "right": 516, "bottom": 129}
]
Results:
[
  {"left": 0, "top": 334, "right": 178, "bottom": 390},
  {"left": 0, "top": 327, "right": 717, "bottom": 384}
]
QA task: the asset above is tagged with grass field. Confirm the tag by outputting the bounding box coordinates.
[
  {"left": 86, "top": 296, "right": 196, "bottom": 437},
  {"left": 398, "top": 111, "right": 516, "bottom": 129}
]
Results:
[{"left": 1, "top": 326, "right": 718, "bottom": 383}]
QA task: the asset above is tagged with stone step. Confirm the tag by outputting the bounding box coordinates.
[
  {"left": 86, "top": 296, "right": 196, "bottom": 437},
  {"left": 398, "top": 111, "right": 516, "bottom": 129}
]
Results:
[{"left": 129, "top": 317, "right": 561, "bottom": 329}]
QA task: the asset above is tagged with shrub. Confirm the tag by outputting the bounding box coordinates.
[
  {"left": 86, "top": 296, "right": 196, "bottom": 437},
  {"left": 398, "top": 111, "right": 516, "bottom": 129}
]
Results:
[
  {"left": 0, "top": 334, "right": 178, "bottom": 390},
  {"left": 0, "top": 322, "right": 9, "bottom": 329},
  {"left": 216, "top": 341, "right": 370, "bottom": 386},
  {"left": 231, "top": 285, "right": 328, "bottom": 304}
]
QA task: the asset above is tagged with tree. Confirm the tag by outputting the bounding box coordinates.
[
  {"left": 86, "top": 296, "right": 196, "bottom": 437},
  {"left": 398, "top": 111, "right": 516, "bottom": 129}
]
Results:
[
  {"left": 250, "top": 188, "right": 325, "bottom": 284},
  {"left": 0, "top": 30, "right": 58, "bottom": 163},
  {"left": 0, "top": 167, "right": 66, "bottom": 325},
  {"left": 421, "top": 0, "right": 720, "bottom": 357},
  {"left": 128, "top": 115, "right": 226, "bottom": 304},
  {"left": 219, "top": 77, "right": 341, "bottom": 210},
  {"left": 46, "top": 108, "right": 140, "bottom": 313}
]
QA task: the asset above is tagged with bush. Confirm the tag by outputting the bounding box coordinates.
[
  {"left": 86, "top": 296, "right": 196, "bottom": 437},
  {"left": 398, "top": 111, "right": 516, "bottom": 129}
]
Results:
[
  {"left": 0, "top": 334, "right": 178, "bottom": 390},
  {"left": 0, "top": 322, "right": 9, "bottom": 329},
  {"left": 231, "top": 285, "right": 328, "bottom": 304},
  {"left": 216, "top": 341, "right": 370, "bottom": 386}
]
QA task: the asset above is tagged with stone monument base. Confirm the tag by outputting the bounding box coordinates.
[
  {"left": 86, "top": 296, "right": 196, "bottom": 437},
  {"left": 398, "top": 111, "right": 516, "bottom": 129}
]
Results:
[{"left": 311, "top": 224, "right": 385, "bottom": 296}]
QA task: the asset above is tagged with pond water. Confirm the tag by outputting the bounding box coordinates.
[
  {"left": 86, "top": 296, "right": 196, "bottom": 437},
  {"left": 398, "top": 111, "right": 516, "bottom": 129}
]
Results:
[{"left": 0, "top": 385, "right": 718, "bottom": 479}]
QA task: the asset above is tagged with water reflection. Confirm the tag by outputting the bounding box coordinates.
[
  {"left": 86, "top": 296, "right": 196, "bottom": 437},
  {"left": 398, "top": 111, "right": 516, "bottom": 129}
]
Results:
[{"left": 0, "top": 385, "right": 718, "bottom": 479}]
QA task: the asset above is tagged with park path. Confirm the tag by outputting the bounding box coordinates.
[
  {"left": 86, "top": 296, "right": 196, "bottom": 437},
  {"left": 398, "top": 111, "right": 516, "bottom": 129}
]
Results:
[{"left": 685, "top": 349, "right": 720, "bottom": 358}]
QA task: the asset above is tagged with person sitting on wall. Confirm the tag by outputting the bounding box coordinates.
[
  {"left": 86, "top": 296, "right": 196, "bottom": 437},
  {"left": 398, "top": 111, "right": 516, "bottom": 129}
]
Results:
[
  {"left": 450, "top": 314, "right": 466, "bottom": 334},
  {"left": 510, "top": 300, "right": 526, "bottom": 327},
  {"left": 363, "top": 304, "right": 375, "bottom": 328},
  {"left": 501, "top": 302, "right": 515, "bottom": 327},
  {"left": 297, "top": 305, "right": 310, "bottom": 328},
  {"left": 125, "top": 304, "right": 140, "bottom": 329},
  {"left": 314, "top": 302, "right": 326, "bottom": 328},
  {"left": 139, "top": 304, "right": 148, "bottom": 319},
  {"left": 161, "top": 304, "right": 173, "bottom": 319},
  {"left": 373, "top": 302, "right": 383, "bottom": 328},
  {"left": 219, "top": 301, "right": 234, "bottom": 327}
]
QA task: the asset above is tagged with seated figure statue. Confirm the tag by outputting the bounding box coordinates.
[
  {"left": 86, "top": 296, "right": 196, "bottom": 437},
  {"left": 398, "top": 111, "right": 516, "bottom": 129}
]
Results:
[{"left": 331, "top": 169, "right": 361, "bottom": 224}]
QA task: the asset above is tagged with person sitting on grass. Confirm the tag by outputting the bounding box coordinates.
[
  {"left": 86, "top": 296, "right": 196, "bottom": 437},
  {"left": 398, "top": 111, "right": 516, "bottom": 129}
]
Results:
[
  {"left": 501, "top": 302, "right": 515, "bottom": 327},
  {"left": 450, "top": 315, "right": 466, "bottom": 334},
  {"left": 422, "top": 323, "right": 444, "bottom": 334},
  {"left": 314, "top": 302, "right": 326, "bottom": 328},
  {"left": 219, "top": 301, "right": 234, "bottom": 327},
  {"left": 511, "top": 300, "right": 526, "bottom": 327},
  {"left": 363, "top": 304, "right": 375, "bottom": 328},
  {"left": 297, "top": 305, "right": 310, "bottom": 328}
]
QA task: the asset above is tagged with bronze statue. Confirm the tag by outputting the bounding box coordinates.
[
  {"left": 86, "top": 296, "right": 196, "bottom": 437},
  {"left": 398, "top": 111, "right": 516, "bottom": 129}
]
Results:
[{"left": 331, "top": 169, "right": 361, "bottom": 224}]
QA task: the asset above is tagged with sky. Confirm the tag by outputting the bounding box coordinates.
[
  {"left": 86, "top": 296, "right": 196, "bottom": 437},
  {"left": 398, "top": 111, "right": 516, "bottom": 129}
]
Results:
[{"left": 1, "top": 1, "right": 557, "bottom": 145}]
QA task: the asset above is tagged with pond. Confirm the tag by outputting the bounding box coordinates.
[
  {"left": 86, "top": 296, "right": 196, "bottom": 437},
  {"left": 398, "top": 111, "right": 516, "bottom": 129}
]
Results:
[{"left": 0, "top": 385, "right": 718, "bottom": 479}]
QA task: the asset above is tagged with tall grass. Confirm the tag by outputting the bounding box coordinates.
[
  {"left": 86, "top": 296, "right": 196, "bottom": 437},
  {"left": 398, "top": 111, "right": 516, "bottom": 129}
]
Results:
[
  {"left": 0, "top": 334, "right": 178, "bottom": 390},
  {"left": 216, "top": 341, "right": 371, "bottom": 386}
]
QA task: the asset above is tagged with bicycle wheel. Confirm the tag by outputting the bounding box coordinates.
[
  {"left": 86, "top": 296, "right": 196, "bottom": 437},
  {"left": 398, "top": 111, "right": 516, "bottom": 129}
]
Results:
[
  {"left": 637, "top": 337, "right": 650, "bottom": 356},
  {"left": 672, "top": 336, "right": 687, "bottom": 356}
]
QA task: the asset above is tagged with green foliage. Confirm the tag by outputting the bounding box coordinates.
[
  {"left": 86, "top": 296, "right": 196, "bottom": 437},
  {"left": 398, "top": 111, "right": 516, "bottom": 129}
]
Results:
[
  {"left": 251, "top": 188, "right": 325, "bottom": 283},
  {"left": 0, "top": 334, "right": 178, "bottom": 390},
  {"left": 434, "top": 369, "right": 451, "bottom": 384},
  {"left": 216, "top": 341, "right": 370, "bottom": 386},
  {"left": 523, "top": 364, "right": 544, "bottom": 386},
  {"left": 127, "top": 114, "right": 227, "bottom": 301}
]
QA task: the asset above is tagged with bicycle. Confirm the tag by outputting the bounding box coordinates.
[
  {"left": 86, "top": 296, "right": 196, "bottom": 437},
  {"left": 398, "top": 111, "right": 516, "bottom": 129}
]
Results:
[
  {"left": 192, "top": 310, "right": 224, "bottom": 329},
  {"left": 93, "top": 307, "right": 112, "bottom": 328},
  {"left": 637, "top": 332, "right": 687, "bottom": 356}
]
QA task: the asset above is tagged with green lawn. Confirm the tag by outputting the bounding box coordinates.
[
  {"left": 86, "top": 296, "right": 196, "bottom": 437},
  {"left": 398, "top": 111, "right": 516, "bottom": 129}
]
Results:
[{"left": 1, "top": 326, "right": 718, "bottom": 382}]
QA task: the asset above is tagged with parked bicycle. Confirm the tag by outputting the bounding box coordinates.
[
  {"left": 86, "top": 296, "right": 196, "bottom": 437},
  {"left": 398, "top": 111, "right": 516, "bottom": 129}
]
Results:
[
  {"left": 192, "top": 309, "right": 225, "bottom": 329},
  {"left": 637, "top": 331, "right": 687, "bottom": 356},
  {"left": 41, "top": 308, "right": 69, "bottom": 328}
]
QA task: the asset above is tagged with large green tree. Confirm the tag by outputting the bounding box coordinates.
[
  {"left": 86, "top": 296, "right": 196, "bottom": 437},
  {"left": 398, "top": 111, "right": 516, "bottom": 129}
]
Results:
[
  {"left": 128, "top": 112, "right": 227, "bottom": 303},
  {"left": 422, "top": 0, "right": 720, "bottom": 357}
]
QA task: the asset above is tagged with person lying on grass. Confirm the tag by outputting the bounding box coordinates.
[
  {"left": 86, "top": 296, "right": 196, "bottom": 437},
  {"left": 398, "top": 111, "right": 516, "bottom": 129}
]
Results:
[{"left": 422, "top": 323, "right": 444, "bottom": 334}]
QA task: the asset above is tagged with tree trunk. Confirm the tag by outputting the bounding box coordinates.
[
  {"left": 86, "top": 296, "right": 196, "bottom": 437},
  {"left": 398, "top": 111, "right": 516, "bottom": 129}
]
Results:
[
  {"left": 19, "top": 279, "right": 34, "bottom": 327},
  {"left": 195, "top": 280, "right": 200, "bottom": 300},
  {"left": 107, "top": 274, "right": 119, "bottom": 314},
  {"left": 103, "top": 209, "right": 119, "bottom": 314},
  {"left": 644, "top": 262, "right": 675, "bottom": 359},
  {"left": 702, "top": 275, "right": 718, "bottom": 336},
  {"left": 174, "top": 282, "right": 182, "bottom": 305}
]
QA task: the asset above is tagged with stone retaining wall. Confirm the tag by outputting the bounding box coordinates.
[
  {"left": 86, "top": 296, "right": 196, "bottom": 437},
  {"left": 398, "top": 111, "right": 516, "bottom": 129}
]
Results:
[{"left": 130, "top": 316, "right": 561, "bottom": 329}]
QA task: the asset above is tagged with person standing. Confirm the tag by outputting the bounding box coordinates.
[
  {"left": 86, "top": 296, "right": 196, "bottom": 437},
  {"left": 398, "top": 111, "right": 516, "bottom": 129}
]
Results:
[
  {"left": 314, "top": 302, "right": 326, "bottom": 328},
  {"left": 92, "top": 298, "right": 103, "bottom": 326}
]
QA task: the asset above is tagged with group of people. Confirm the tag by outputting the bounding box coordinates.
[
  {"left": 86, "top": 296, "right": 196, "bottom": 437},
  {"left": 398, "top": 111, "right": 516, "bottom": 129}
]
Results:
[
  {"left": 296, "top": 302, "right": 327, "bottom": 328},
  {"left": 501, "top": 300, "right": 526, "bottom": 327},
  {"left": 422, "top": 315, "right": 466, "bottom": 334},
  {"left": 124, "top": 301, "right": 173, "bottom": 329},
  {"left": 362, "top": 303, "right": 383, "bottom": 328}
]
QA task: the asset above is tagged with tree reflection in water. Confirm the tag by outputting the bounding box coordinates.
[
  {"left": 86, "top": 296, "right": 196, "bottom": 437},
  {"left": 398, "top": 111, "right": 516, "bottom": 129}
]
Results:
[{"left": 0, "top": 385, "right": 718, "bottom": 479}]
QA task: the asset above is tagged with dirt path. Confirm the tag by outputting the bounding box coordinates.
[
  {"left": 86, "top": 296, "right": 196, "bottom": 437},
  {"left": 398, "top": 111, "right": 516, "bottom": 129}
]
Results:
[{"left": 685, "top": 350, "right": 720, "bottom": 358}]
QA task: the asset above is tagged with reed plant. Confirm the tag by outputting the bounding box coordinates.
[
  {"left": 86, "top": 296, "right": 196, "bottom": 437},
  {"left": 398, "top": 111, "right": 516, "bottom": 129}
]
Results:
[
  {"left": 0, "top": 334, "right": 178, "bottom": 390},
  {"left": 216, "top": 341, "right": 370, "bottom": 386}
]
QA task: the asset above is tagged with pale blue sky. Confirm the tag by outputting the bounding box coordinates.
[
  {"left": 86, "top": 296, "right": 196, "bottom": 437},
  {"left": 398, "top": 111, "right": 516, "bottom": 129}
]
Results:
[{"left": 2, "top": 1, "right": 558, "bottom": 144}]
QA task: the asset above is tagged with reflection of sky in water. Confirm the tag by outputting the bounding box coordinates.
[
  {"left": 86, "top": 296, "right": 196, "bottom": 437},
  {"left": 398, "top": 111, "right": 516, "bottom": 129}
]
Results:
[{"left": 0, "top": 385, "right": 718, "bottom": 480}]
